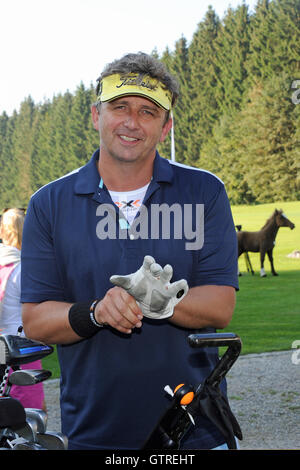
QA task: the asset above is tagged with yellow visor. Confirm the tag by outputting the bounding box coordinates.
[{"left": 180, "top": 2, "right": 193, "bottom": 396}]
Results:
[{"left": 97, "top": 73, "right": 172, "bottom": 110}]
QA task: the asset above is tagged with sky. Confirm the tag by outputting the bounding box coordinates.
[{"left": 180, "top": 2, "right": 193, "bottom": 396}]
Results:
[{"left": 0, "top": 0, "right": 258, "bottom": 116}]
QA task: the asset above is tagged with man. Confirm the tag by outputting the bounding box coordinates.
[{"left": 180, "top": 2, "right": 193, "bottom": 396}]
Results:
[{"left": 21, "top": 52, "right": 238, "bottom": 450}]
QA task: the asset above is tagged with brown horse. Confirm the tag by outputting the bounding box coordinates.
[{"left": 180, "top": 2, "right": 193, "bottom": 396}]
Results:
[{"left": 237, "top": 209, "right": 295, "bottom": 277}]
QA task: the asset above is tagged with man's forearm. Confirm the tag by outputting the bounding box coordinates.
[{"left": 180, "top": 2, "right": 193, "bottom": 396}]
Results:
[
  {"left": 22, "top": 301, "right": 81, "bottom": 345},
  {"left": 22, "top": 286, "right": 235, "bottom": 344},
  {"left": 170, "top": 285, "right": 236, "bottom": 330},
  {"left": 22, "top": 288, "right": 143, "bottom": 343}
]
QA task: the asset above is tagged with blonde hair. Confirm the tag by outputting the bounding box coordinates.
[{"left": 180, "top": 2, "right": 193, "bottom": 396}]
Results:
[{"left": 0, "top": 208, "right": 25, "bottom": 250}]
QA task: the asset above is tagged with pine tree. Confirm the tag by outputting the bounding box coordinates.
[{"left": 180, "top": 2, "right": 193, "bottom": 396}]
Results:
[
  {"left": 68, "top": 82, "right": 93, "bottom": 168},
  {"left": 245, "top": 0, "right": 299, "bottom": 83},
  {"left": 159, "top": 38, "right": 192, "bottom": 163},
  {"left": 290, "top": 102, "right": 300, "bottom": 196},
  {"left": 0, "top": 112, "right": 16, "bottom": 209},
  {"left": 187, "top": 6, "right": 221, "bottom": 165},
  {"left": 30, "top": 100, "right": 55, "bottom": 192},
  {"left": 11, "top": 97, "right": 36, "bottom": 207},
  {"left": 214, "top": 4, "right": 251, "bottom": 115},
  {"left": 200, "top": 112, "right": 254, "bottom": 204},
  {"left": 157, "top": 47, "right": 173, "bottom": 160},
  {"left": 51, "top": 91, "right": 74, "bottom": 176},
  {"left": 170, "top": 36, "right": 192, "bottom": 164},
  {"left": 245, "top": 0, "right": 275, "bottom": 82},
  {"left": 270, "top": 0, "right": 300, "bottom": 75},
  {"left": 85, "top": 83, "right": 99, "bottom": 158},
  {"left": 0, "top": 112, "right": 9, "bottom": 159},
  {"left": 205, "top": 73, "right": 299, "bottom": 204}
]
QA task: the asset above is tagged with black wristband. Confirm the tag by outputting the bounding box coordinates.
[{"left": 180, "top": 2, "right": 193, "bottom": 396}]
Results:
[{"left": 68, "top": 301, "right": 104, "bottom": 338}]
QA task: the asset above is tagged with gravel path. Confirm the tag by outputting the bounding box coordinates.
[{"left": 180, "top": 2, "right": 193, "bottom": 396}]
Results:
[
  {"left": 227, "top": 350, "right": 300, "bottom": 450},
  {"left": 44, "top": 350, "right": 300, "bottom": 450}
]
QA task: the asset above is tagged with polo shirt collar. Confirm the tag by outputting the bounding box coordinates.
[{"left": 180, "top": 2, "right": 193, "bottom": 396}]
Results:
[
  {"left": 152, "top": 151, "right": 173, "bottom": 184},
  {"left": 74, "top": 149, "right": 101, "bottom": 195},
  {"left": 74, "top": 149, "right": 174, "bottom": 195}
]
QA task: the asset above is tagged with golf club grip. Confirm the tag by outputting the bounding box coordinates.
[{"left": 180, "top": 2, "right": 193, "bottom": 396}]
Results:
[
  {"left": 188, "top": 333, "right": 242, "bottom": 388},
  {"left": 9, "top": 369, "right": 52, "bottom": 386}
]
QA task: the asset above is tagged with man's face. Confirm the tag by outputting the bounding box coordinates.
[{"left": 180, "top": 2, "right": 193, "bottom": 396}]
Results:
[{"left": 92, "top": 95, "right": 172, "bottom": 164}]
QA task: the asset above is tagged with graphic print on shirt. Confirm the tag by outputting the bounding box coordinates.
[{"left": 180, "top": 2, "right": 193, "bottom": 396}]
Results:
[{"left": 109, "top": 183, "right": 149, "bottom": 226}]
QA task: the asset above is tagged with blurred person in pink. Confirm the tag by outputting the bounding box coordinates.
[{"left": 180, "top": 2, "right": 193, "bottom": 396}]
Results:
[{"left": 0, "top": 208, "right": 46, "bottom": 411}]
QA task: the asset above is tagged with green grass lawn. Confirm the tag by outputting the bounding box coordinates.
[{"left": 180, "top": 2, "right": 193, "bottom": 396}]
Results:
[
  {"left": 43, "top": 200, "right": 300, "bottom": 377},
  {"left": 42, "top": 345, "right": 60, "bottom": 379},
  {"left": 221, "top": 270, "right": 300, "bottom": 354}
]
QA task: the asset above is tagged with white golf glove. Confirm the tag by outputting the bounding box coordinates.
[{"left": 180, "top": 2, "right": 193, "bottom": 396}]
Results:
[{"left": 110, "top": 255, "right": 189, "bottom": 319}]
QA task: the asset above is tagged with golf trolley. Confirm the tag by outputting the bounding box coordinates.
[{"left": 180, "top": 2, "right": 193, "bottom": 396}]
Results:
[
  {"left": 0, "top": 332, "right": 68, "bottom": 450},
  {"left": 143, "top": 332, "right": 243, "bottom": 449}
]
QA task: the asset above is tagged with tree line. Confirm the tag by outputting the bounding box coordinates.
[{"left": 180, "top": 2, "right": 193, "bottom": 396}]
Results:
[{"left": 0, "top": 0, "right": 299, "bottom": 209}]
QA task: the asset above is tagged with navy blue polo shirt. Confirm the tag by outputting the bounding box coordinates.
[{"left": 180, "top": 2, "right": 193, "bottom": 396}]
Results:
[{"left": 21, "top": 149, "right": 238, "bottom": 450}]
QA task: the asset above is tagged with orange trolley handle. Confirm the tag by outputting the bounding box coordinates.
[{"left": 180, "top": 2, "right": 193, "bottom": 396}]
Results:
[{"left": 142, "top": 332, "right": 243, "bottom": 450}]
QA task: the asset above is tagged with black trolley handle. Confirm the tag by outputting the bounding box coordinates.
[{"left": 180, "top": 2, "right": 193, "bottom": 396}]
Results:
[{"left": 188, "top": 332, "right": 242, "bottom": 389}]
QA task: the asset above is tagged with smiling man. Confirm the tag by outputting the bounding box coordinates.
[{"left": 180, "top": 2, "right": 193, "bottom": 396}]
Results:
[
  {"left": 21, "top": 52, "right": 239, "bottom": 450},
  {"left": 92, "top": 65, "right": 174, "bottom": 191}
]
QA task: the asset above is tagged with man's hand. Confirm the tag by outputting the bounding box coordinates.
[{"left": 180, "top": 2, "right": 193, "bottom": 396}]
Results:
[
  {"left": 110, "top": 255, "right": 189, "bottom": 320},
  {"left": 93, "top": 287, "right": 143, "bottom": 335}
]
